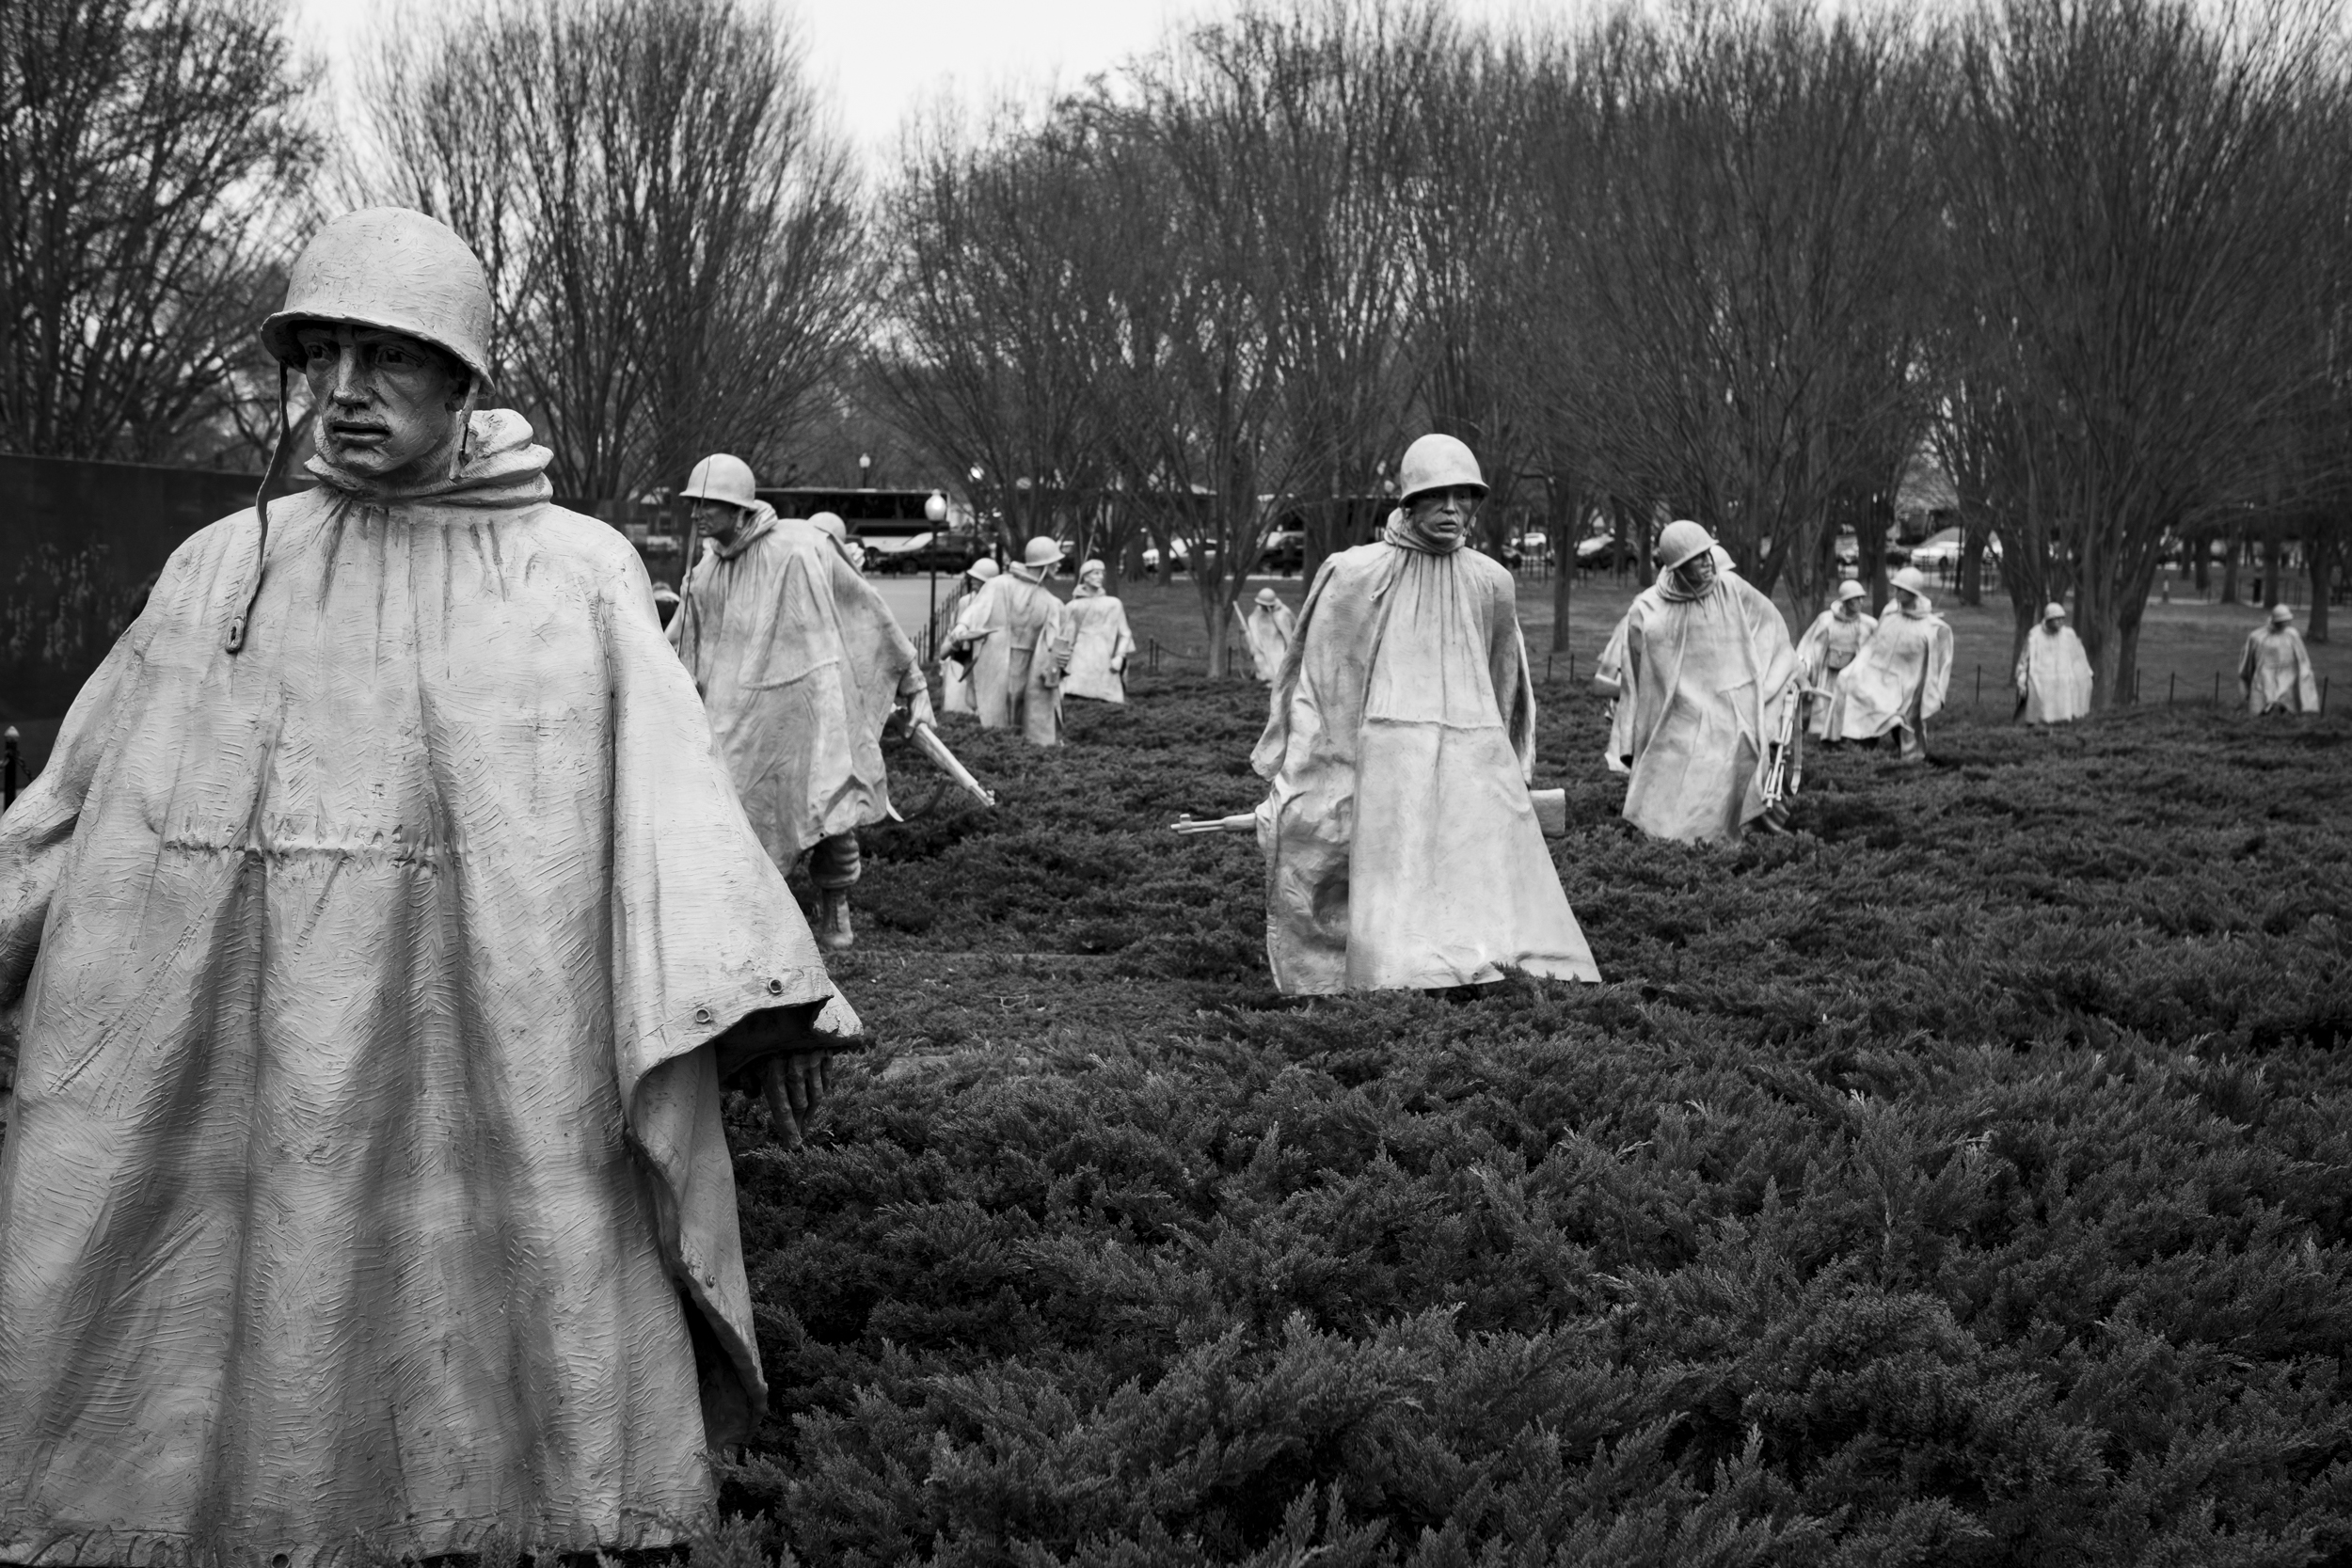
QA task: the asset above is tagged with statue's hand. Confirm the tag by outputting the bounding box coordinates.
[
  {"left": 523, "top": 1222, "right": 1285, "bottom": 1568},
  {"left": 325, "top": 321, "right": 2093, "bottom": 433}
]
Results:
[
  {"left": 712, "top": 995, "right": 862, "bottom": 1082},
  {"left": 760, "top": 1051, "right": 832, "bottom": 1149}
]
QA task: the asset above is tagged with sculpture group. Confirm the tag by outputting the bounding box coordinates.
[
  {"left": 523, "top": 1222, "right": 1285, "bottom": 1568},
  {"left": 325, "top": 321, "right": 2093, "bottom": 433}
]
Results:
[{"left": 0, "top": 207, "right": 2326, "bottom": 1563}]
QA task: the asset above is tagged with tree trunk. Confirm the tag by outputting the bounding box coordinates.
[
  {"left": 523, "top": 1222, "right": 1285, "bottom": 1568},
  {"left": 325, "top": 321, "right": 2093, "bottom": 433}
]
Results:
[
  {"left": 1549, "top": 476, "right": 1579, "bottom": 657},
  {"left": 2193, "top": 535, "right": 2211, "bottom": 593},
  {"left": 1203, "top": 593, "right": 1233, "bottom": 678},
  {"left": 2261, "top": 530, "right": 2286, "bottom": 610},
  {"left": 2220, "top": 529, "right": 2241, "bottom": 604},
  {"left": 2311, "top": 526, "right": 2338, "bottom": 643},
  {"left": 1959, "top": 519, "right": 1987, "bottom": 606}
]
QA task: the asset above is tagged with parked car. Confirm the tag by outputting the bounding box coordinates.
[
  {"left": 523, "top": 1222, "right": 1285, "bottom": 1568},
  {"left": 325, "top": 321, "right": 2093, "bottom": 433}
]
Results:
[
  {"left": 868, "top": 531, "right": 986, "bottom": 576},
  {"left": 1260, "top": 528, "right": 1307, "bottom": 574},
  {"left": 1576, "top": 534, "right": 1642, "bottom": 571},
  {"left": 1141, "top": 537, "right": 1193, "bottom": 575},
  {"left": 1904, "top": 526, "right": 2000, "bottom": 574},
  {"left": 1513, "top": 531, "right": 1550, "bottom": 563}
]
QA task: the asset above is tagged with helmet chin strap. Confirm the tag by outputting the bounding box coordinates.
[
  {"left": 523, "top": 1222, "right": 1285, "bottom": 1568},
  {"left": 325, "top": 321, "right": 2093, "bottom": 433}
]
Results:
[
  {"left": 445, "top": 381, "right": 479, "bottom": 482},
  {"left": 229, "top": 364, "right": 313, "bottom": 655},
  {"left": 228, "top": 368, "right": 472, "bottom": 654}
]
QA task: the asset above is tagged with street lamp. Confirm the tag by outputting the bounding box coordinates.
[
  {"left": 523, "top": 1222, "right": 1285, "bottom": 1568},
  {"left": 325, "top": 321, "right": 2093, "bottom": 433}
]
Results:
[
  {"left": 858, "top": 451, "right": 872, "bottom": 488},
  {"left": 924, "top": 490, "right": 949, "bottom": 654}
]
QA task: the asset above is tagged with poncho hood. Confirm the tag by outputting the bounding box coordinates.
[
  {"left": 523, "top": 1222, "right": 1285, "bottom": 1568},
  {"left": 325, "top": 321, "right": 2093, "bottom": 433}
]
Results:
[
  {"left": 710, "top": 500, "right": 779, "bottom": 560},
  {"left": 1381, "top": 510, "right": 1467, "bottom": 555},
  {"left": 306, "top": 407, "right": 554, "bottom": 511}
]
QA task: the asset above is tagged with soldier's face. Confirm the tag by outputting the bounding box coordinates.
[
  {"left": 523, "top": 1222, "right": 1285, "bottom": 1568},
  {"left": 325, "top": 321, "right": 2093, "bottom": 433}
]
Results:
[
  {"left": 1406, "top": 485, "right": 1480, "bottom": 545},
  {"left": 297, "top": 325, "right": 466, "bottom": 483},
  {"left": 688, "top": 497, "right": 750, "bottom": 543},
  {"left": 1674, "top": 551, "right": 1717, "bottom": 594}
]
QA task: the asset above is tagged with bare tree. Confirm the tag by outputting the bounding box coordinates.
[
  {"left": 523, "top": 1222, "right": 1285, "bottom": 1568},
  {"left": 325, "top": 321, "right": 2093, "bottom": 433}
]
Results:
[
  {"left": 1939, "top": 0, "right": 2335, "bottom": 705},
  {"left": 0, "top": 0, "right": 317, "bottom": 464},
  {"left": 351, "top": 0, "right": 865, "bottom": 502},
  {"left": 867, "top": 98, "right": 1126, "bottom": 554},
  {"left": 1533, "top": 3, "right": 1939, "bottom": 612}
]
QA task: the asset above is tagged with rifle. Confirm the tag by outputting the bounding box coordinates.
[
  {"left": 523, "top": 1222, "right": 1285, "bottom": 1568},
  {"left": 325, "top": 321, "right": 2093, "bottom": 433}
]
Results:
[
  {"left": 1759, "top": 683, "right": 1830, "bottom": 813},
  {"left": 911, "top": 721, "right": 996, "bottom": 808},
  {"left": 1175, "top": 788, "right": 1573, "bottom": 840}
]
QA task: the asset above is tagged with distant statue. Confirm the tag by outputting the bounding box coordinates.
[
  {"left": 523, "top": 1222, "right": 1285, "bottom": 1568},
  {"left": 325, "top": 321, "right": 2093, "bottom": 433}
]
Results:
[
  {"left": 2240, "top": 604, "right": 2318, "bottom": 715},
  {"left": 0, "top": 209, "right": 856, "bottom": 1562},
  {"left": 2017, "top": 601, "right": 2093, "bottom": 723},
  {"left": 1615, "top": 522, "right": 1800, "bottom": 841},
  {"left": 935, "top": 557, "right": 999, "bottom": 718},
  {"left": 1793, "top": 578, "right": 1877, "bottom": 740},
  {"left": 1245, "top": 585, "right": 1295, "bottom": 683},
  {"left": 1060, "top": 557, "right": 1136, "bottom": 704},
  {"left": 1836, "top": 565, "right": 1954, "bottom": 762},
  {"left": 948, "top": 535, "right": 1073, "bottom": 745},
  {"left": 1249, "top": 435, "right": 1599, "bottom": 992},
  {"left": 668, "top": 455, "right": 932, "bottom": 950}
]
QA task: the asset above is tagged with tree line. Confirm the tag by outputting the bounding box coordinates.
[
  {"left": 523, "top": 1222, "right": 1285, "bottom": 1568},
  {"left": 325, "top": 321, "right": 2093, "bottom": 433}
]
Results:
[{"left": 5, "top": 0, "right": 2347, "bottom": 697}]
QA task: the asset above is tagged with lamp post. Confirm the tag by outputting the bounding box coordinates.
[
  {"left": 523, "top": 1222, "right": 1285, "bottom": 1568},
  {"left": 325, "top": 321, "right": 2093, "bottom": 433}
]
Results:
[
  {"left": 858, "top": 452, "right": 872, "bottom": 489},
  {"left": 924, "top": 489, "right": 949, "bottom": 658}
]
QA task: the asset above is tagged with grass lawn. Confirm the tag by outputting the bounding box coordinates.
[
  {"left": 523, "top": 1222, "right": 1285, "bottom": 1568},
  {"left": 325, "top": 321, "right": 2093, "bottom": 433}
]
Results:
[{"left": 720, "top": 673, "right": 2352, "bottom": 1564}]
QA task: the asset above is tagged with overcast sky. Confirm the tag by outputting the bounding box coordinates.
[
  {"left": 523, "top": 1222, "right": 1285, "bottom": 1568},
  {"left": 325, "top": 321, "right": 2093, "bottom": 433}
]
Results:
[{"left": 289, "top": 0, "right": 1549, "bottom": 169}]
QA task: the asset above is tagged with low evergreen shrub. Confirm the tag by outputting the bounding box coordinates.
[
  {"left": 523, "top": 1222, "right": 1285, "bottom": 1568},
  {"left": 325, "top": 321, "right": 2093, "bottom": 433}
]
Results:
[{"left": 725, "top": 681, "right": 2352, "bottom": 1564}]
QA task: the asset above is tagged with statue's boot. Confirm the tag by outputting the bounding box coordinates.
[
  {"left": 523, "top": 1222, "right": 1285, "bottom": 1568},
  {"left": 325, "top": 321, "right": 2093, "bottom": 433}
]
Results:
[{"left": 818, "top": 887, "right": 855, "bottom": 951}]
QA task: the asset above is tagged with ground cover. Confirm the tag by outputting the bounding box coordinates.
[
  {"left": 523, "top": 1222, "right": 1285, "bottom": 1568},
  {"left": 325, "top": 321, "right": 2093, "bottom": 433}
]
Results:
[{"left": 724, "top": 674, "right": 2352, "bottom": 1566}]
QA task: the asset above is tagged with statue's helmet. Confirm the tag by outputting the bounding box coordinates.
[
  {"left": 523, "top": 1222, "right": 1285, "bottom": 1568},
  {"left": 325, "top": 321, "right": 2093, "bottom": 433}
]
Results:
[
  {"left": 261, "top": 208, "right": 495, "bottom": 389},
  {"left": 1396, "top": 434, "right": 1486, "bottom": 502},
  {"left": 1657, "top": 518, "right": 1714, "bottom": 571},
  {"left": 681, "top": 453, "right": 758, "bottom": 510}
]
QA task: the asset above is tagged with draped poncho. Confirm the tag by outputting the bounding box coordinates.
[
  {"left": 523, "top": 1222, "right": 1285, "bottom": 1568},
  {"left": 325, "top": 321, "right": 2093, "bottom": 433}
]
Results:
[
  {"left": 0, "top": 414, "right": 846, "bottom": 1565},
  {"left": 1249, "top": 526, "right": 1598, "bottom": 993},
  {"left": 2239, "top": 626, "right": 2318, "bottom": 715},
  {"left": 1245, "top": 600, "right": 1296, "bottom": 684},
  {"left": 1617, "top": 565, "right": 1798, "bottom": 844},
  {"left": 2017, "top": 624, "right": 2093, "bottom": 723},
  {"left": 1836, "top": 602, "right": 1954, "bottom": 741},
  {"left": 670, "top": 508, "right": 922, "bottom": 865},
  {"left": 955, "top": 569, "right": 1072, "bottom": 745},
  {"left": 1793, "top": 606, "right": 1878, "bottom": 739},
  {"left": 1060, "top": 583, "right": 1136, "bottom": 705}
]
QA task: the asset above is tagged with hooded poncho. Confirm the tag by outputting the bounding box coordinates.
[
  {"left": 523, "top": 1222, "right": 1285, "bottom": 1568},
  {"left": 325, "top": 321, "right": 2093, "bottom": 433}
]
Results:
[
  {"left": 932, "top": 571, "right": 990, "bottom": 717},
  {"left": 1591, "top": 611, "right": 1637, "bottom": 776},
  {"left": 1249, "top": 519, "right": 1599, "bottom": 993},
  {"left": 1245, "top": 598, "right": 1296, "bottom": 683},
  {"left": 670, "top": 507, "right": 922, "bottom": 866},
  {"left": 953, "top": 567, "right": 1072, "bottom": 745},
  {"left": 1617, "top": 562, "right": 1798, "bottom": 844},
  {"left": 2017, "top": 623, "right": 2093, "bottom": 723},
  {"left": 1836, "top": 597, "right": 1954, "bottom": 742},
  {"left": 0, "top": 412, "right": 846, "bottom": 1564},
  {"left": 1793, "top": 604, "right": 1879, "bottom": 739},
  {"left": 1060, "top": 573, "right": 1136, "bottom": 704},
  {"left": 2240, "top": 624, "right": 2318, "bottom": 714}
]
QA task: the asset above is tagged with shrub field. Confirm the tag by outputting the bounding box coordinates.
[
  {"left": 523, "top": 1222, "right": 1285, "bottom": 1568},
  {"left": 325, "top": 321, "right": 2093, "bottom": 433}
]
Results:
[{"left": 721, "top": 676, "right": 2352, "bottom": 1566}]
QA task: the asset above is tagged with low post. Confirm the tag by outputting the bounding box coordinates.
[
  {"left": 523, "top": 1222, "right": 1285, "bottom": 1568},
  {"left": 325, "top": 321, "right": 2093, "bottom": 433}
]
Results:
[
  {"left": 3, "top": 725, "right": 17, "bottom": 812},
  {"left": 1975, "top": 665, "right": 1981, "bottom": 706},
  {"left": 2213, "top": 672, "right": 2221, "bottom": 706}
]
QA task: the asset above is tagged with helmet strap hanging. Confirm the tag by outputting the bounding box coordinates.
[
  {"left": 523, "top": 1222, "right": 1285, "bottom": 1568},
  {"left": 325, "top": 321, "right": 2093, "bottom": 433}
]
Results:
[
  {"left": 229, "top": 363, "right": 311, "bottom": 655},
  {"left": 446, "top": 378, "right": 479, "bottom": 483}
]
